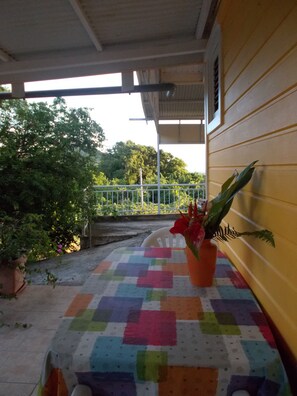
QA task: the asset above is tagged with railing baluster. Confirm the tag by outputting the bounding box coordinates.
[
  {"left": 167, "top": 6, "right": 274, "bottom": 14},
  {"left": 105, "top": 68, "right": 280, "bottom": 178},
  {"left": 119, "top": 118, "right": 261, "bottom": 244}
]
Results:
[{"left": 93, "top": 183, "right": 206, "bottom": 216}]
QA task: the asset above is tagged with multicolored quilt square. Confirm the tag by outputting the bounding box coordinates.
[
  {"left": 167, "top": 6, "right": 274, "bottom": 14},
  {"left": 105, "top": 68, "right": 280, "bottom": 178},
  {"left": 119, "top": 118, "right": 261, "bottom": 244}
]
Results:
[
  {"left": 124, "top": 310, "right": 176, "bottom": 346},
  {"left": 158, "top": 366, "right": 218, "bottom": 396},
  {"left": 76, "top": 371, "right": 137, "bottom": 396},
  {"left": 113, "top": 262, "right": 149, "bottom": 277},
  {"left": 161, "top": 296, "right": 203, "bottom": 320},
  {"left": 137, "top": 270, "right": 173, "bottom": 288},
  {"left": 144, "top": 247, "right": 172, "bottom": 258},
  {"left": 211, "top": 299, "right": 259, "bottom": 325},
  {"left": 162, "top": 262, "right": 189, "bottom": 275},
  {"left": 93, "top": 296, "right": 143, "bottom": 323},
  {"left": 199, "top": 312, "right": 240, "bottom": 335},
  {"left": 137, "top": 351, "right": 168, "bottom": 382}
]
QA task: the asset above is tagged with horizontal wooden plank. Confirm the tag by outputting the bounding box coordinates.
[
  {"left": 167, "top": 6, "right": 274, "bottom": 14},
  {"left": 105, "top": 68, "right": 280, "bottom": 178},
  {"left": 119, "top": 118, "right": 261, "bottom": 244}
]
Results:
[
  {"left": 243, "top": 196, "right": 297, "bottom": 247},
  {"left": 225, "top": 43, "right": 297, "bottom": 120},
  {"left": 208, "top": 165, "right": 297, "bottom": 205},
  {"left": 219, "top": 231, "right": 297, "bottom": 308},
  {"left": 224, "top": 200, "right": 296, "bottom": 252},
  {"left": 216, "top": 0, "right": 233, "bottom": 27},
  {"left": 207, "top": 184, "right": 297, "bottom": 246},
  {"left": 223, "top": 0, "right": 273, "bottom": 77},
  {"left": 224, "top": 0, "right": 296, "bottom": 92},
  {"left": 209, "top": 87, "right": 297, "bottom": 151},
  {"left": 250, "top": 166, "right": 297, "bottom": 205},
  {"left": 208, "top": 128, "right": 297, "bottom": 168}
]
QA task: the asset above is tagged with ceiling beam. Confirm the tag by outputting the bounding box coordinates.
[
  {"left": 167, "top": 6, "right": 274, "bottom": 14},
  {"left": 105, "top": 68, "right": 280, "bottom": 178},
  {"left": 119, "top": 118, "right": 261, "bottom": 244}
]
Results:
[
  {"left": 0, "top": 83, "right": 176, "bottom": 100},
  {"left": 0, "top": 38, "right": 206, "bottom": 84},
  {"left": 11, "top": 82, "right": 25, "bottom": 98},
  {"left": 121, "top": 71, "right": 134, "bottom": 92},
  {"left": 0, "top": 48, "right": 14, "bottom": 62},
  {"left": 195, "top": 0, "right": 213, "bottom": 39},
  {"left": 68, "top": 0, "right": 103, "bottom": 51}
]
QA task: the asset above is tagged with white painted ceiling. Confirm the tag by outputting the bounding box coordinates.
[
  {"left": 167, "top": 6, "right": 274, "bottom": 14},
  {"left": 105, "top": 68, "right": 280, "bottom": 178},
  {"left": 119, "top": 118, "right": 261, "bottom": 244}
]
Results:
[{"left": 0, "top": 0, "right": 218, "bottom": 127}]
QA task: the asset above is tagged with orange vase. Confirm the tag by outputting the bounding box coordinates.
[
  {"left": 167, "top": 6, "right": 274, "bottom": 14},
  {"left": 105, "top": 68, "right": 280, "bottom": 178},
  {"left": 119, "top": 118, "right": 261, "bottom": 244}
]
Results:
[
  {"left": 184, "top": 240, "right": 217, "bottom": 287},
  {"left": 0, "top": 256, "right": 27, "bottom": 296}
]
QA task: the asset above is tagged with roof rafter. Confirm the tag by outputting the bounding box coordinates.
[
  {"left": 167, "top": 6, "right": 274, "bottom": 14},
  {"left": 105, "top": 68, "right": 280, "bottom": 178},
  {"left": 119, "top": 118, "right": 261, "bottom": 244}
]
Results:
[
  {"left": 195, "top": 0, "right": 213, "bottom": 39},
  {"left": 0, "top": 38, "right": 205, "bottom": 84},
  {"left": 0, "top": 48, "right": 14, "bottom": 62},
  {"left": 68, "top": 0, "right": 103, "bottom": 51}
]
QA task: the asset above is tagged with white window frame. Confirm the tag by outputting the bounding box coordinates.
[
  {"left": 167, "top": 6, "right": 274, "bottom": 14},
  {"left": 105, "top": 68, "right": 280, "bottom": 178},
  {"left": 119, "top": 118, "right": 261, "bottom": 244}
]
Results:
[{"left": 204, "top": 24, "right": 222, "bottom": 134}]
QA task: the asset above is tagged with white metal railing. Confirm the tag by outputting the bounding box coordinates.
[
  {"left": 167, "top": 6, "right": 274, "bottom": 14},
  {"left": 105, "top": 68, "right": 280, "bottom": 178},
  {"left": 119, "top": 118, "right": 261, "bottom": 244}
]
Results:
[{"left": 93, "top": 183, "right": 206, "bottom": 216}]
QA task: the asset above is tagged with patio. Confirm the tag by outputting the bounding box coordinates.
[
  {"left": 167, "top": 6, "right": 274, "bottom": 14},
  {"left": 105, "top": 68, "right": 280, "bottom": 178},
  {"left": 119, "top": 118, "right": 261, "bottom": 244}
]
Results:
[
  {"left": 0, "top": 0, "right": 296, "bottom": 393},
  {"left": 0, "top": 285, "right": 81, "bottom": 396}
]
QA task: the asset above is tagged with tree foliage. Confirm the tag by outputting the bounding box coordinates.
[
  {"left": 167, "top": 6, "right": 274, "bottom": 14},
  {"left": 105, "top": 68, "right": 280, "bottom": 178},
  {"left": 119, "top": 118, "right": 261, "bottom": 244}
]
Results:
[
  {"left": 98, "top": 140, "right": 204, "bottom": 185},
  {"left": 0, "top": 93, "right": 205, "bottom": 256},
  {"left": 0, "top": 97, "right": 105, "bottom": 255}
]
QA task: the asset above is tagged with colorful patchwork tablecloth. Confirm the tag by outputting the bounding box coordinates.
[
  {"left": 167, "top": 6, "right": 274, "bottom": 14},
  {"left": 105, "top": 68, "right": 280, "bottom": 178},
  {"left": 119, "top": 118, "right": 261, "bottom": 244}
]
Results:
[{"left": 39, "top": 247, "right": 291, "bottom": 396}]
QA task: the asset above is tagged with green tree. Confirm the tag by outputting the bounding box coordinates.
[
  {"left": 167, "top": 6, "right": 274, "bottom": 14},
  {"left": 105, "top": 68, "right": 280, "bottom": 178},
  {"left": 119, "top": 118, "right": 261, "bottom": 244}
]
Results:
[
  {"left": 0, "top": 97, "right": 105, "bottom": 255},
  {"left": 159, "top": 151, "right": 187, "bottom": 183},
  {"left": 98, "top": 140, "right": 204, "bottom": 185}
]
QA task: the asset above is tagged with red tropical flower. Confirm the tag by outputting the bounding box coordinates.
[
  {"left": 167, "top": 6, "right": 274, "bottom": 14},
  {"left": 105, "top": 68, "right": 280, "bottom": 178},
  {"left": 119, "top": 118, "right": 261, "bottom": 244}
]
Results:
[
  {"left": 169, "top": 214, "right": 189, "bottom": 235},
  {"left": 170, "top": 201, "right": 206, "bottom": 258}
]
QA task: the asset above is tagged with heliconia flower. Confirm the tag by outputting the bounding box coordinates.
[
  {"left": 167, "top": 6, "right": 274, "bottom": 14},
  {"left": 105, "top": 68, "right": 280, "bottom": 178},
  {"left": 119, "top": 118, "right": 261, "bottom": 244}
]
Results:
[
  {"left": 193, "top": 201, "right": 198, "bottom": 218},
  {"left": 170, "top": 200, "right": 207, "bottom": 257},
  {"left": 170, "top": 215, "right": 189, "bottom": 236},
  {"left": 188, "top": 202, "right": 193, "bottom": 217},
  {"left": 202, "top": 200, "right": 208, "bottom": 212},
  {"left": 185, "top": 221, "right": 205, "bottom": 247}
]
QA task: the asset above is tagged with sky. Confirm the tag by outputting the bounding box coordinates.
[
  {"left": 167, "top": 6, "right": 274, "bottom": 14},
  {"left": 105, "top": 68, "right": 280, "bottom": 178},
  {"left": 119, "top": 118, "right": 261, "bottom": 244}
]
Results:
[{"left": 24, "top": 73, "right": 206, "bottom": 173}]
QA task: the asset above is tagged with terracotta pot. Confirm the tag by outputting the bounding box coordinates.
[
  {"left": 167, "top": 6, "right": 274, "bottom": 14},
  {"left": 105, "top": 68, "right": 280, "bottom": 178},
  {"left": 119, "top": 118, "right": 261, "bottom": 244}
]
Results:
[
  {"left": 0, "top": 255, "right": 27, "bottom": 296},
  {"left": 184, "top": 240, "right": 217, "bottom": 287}
]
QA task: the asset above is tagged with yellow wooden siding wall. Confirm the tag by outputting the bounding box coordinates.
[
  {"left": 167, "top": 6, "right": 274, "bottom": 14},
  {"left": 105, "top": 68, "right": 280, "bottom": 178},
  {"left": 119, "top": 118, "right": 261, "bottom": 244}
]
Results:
[{"left": 208, "top": 0, "right": 297, "bottom": 361}]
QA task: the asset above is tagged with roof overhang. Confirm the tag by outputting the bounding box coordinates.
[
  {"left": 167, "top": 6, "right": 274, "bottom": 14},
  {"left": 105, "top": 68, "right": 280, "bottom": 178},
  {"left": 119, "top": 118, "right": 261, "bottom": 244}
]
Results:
[{"left": 0, "top": 0, "right": 218, "bottom": 125}]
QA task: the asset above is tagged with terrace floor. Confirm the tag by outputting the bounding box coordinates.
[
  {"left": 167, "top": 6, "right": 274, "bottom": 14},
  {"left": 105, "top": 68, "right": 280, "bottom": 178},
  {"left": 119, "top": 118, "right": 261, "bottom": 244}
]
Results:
[
  {"left": 0, "top": 217, "right": 172, "bottom": 396},
  {"left": 0, "top": 285, "right": 81, "bottom": 396}
]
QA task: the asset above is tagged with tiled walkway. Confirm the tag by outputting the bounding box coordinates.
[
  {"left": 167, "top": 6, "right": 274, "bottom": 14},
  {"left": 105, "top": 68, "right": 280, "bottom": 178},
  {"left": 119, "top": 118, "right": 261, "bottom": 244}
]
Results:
[{"left": 0, "top": 285, "right": 81, "bottom": 396}]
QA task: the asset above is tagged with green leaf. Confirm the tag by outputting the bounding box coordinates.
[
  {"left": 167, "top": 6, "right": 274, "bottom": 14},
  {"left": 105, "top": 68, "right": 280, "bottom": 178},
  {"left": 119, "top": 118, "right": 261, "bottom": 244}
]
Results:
[
  {"left": 238, "top": 229, "right": 275, "bottom": 247},
  {"left": 213, "top": 225, "right": 275, "bottom": 247},
  {"left": 204, "top": 161, "right": 258, "bottom": 237},
  {"left": 221, "top": 172, "right": 237, "bottom": 193}
]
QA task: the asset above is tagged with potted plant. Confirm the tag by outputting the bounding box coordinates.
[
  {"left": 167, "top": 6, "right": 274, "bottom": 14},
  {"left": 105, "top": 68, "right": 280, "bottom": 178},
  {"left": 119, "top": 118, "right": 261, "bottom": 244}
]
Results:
[
  {"left": 0, "top": 212, "right": 52, "bottom": 296},
  {"left": 170, "top": 161, "right": 275, "bottom": 285}
]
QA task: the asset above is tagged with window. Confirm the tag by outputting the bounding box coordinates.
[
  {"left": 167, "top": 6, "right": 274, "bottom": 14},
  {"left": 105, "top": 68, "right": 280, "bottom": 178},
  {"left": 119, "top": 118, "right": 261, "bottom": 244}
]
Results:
[
  {"left": 205, "top": 24, "right": 222, "bottom": 133},
  {"left": 213, "top": 56, "right": 219, "bottom": 113}
]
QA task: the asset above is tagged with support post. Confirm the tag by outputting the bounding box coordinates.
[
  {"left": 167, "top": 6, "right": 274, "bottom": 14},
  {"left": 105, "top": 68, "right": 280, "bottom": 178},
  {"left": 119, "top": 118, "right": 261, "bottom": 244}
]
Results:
[
  {"left": 157, "top": 132, "right": 161, "bottom": 215},
  {"left": 139, "top": 168, "right": 144, "bottom": 210}
]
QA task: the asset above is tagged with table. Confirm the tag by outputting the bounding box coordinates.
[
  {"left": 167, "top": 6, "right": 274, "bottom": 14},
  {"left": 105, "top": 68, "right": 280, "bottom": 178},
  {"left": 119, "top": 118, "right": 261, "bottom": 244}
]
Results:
[{"left": 39, "top": 247, "right": 291, "bottom": 396}]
